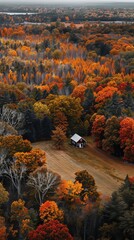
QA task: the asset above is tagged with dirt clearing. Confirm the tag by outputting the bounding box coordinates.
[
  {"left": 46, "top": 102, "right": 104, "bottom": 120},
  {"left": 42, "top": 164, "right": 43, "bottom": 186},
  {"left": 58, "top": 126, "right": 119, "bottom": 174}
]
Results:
[{"left": 32, "top": 139, "right": 134, "bottom": 196}]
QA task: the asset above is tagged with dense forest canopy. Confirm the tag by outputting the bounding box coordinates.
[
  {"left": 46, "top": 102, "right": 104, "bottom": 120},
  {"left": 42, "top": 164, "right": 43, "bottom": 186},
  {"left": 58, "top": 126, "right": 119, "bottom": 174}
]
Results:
[
  {"left": 0, "top": 19, "right": 134, "bottom": 161},
  {"left": 0, "top": 4, "right": 134, "bottom": 240}
]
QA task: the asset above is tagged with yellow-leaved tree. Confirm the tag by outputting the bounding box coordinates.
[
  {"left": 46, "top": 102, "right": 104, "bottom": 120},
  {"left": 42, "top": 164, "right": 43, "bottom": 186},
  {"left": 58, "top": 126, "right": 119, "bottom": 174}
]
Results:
[{"left": 33, "top": 102, "right": 50, "bottom": 119}]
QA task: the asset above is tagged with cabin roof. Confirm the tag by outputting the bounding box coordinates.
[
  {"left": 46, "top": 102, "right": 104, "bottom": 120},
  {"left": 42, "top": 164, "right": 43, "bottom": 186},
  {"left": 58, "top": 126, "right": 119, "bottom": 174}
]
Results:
[{"left": 71, "top": 133, "right": 86, "bottom": 143}]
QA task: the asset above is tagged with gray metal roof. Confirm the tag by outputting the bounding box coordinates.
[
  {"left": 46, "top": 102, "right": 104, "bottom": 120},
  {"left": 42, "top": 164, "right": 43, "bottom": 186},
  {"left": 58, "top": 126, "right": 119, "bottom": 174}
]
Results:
[{"left": 71, "top": 133, "right": 86, "bottom": 143}]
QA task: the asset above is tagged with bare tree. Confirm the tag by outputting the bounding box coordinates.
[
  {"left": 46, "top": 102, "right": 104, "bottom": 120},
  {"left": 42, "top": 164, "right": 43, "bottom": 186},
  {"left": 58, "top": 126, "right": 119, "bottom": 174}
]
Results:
[
  {"left": 0, "top": 149, "right": 8, "bottom": 166},
  {"left": 2, "top": 162, "right": 27, "bottom": 198},
  {"left": 0, "top": 105, "right": 25, "bottom": 133},
  {"left": 0, "top": 120, "right": 18, "bottom": 136},
  {"left": 27, "top": 167, "right": 61, "bottom": 205}
]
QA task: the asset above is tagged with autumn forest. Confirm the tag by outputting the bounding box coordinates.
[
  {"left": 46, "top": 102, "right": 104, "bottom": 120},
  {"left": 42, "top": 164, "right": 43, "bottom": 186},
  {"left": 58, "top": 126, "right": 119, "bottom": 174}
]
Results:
[{"left": 0, "top": 3, "right": 134, "bottom": 240}]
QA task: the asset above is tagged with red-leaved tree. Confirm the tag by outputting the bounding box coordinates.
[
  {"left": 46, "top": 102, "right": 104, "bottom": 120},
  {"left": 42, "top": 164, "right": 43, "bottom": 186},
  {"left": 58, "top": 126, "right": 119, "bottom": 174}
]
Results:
[
  {"left": 120, "top": 117, "right": 134, "bottom": 162},
  {"left": 28, "top": 220, "right": 74, "bottom": 240}
]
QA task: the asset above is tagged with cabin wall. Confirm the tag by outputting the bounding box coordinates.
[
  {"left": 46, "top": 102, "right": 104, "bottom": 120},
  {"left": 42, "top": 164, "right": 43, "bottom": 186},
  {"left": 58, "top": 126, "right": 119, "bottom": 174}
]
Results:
[
  {"left": 71, "top": 139, "right": 86, "bottom": 148},
  {"left": 71, "top": 140, "right": 77, "bottom": 146}
]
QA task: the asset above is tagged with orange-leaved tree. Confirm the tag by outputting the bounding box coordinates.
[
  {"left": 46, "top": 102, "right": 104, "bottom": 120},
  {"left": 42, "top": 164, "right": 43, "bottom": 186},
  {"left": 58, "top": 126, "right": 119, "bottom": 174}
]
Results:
[
  {"left": 92, "top": 115, "right": 106, "bottom": 148},
  {"left": 0, "top": 217, "right": 7, "bottom": 240},
  {"left": 39, "top": 201, "right": 64, "bottom": 223},
  {"left": 95, "top": 86, "right": 120, "bottom": 108},
  {"left": 14, "top": 148, "right": 46, "bottom": 172},
  {"left": 52, "top": 127, "right": 67, "bottom": 149},
  {"left": 0, "top": 135, "right": 32, "bottom": 159},
  {"left": 54, "top": 111, "right": 68, "bottom": 134},
  {"left": 71, "top": 85, "right": 87, "bottom": 102},
  {"left": 57, "top": 180, "right": 83, "bottom": 204}
]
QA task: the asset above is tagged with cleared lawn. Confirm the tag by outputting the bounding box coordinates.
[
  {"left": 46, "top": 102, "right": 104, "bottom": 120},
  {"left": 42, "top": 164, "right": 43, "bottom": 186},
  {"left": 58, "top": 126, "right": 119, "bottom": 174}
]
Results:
[{"left": 32, "top": 138, "right": 134, "bottom": 196}]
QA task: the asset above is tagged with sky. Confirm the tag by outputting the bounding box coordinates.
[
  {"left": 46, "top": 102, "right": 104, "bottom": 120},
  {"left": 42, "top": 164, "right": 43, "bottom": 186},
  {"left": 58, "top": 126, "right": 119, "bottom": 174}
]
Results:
[{"left": 1, "top": 0, "right": 134, "bottom": 3}]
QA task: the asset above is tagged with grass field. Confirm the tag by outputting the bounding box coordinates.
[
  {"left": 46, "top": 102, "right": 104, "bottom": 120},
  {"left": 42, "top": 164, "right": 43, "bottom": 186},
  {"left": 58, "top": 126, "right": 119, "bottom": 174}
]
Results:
[{"left": 32, "top": 138, "right": 134, "bottom": 196}]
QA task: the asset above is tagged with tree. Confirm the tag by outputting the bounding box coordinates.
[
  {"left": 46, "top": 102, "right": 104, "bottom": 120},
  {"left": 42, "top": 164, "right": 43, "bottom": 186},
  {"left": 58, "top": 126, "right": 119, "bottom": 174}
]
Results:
[
  {"left": 0, "top": 135, "right": 31, "bottom": 158},
  {"left": 57, "top": 180, "right": 83, "bottom": 203},
  {"left": 75, "top": 170, "right": 99, "bottom": 202},
  {"left": 22, "top": 109, "right": 36, "bottom": 142},
  {"left": 27, "top": 167, "right": 61, "bottom": 205},
  {"left": 3, "top": 162, "right": 27, "bottom": 198},
  {"left": 0, "top": 135, "right": 32, "bottom": 165},
  {"left": 0, "top": 183, "right": 9, "bottom": 206},
  {"left": 119, "top": 117, "right": 134, "bottom": 162},
  {"left": 119, "top": 207, "right": 134, "bottom": 239},
  {"left": 0, "top": 120, "right": 18, "bottom": 136},
  {"left": 28, "top": 220, "right": 74, "bottom": 240},
  {"left": 71, "top": 85, "right": 87, "bottom": 102},
  {"left": 123, "top": 92, "right": 134, "bottom": 117},
  {"left": 86, "top": 40, "right": 111, "bottom": 56},
  {"left": 11, "top": 199, "right": 32, "bottom": 240},
  {"left": 120, "top": 117, "right": 134, "bottom": 148},
  {"left": 30, "top": 88, "right": 42, "bottom": 101},
  {"left": 103, "top": 93, "right": 124, "bottom": 118},
  {"left": 102, "top": 116, "right": 121, "bottom": 156},
  {"left": 1, "top": 104, "right": 25, "bottom": 134},
  {"left": 101, "top": 177, "right": 134, "bottom": 240},
  {"left": 82, "top": 88, "right": 95, "bottom": 114},
  {"left": 95, "top": 86, "right": 120, "bottom": 107},
  {"left": 99, "top": 223, "right": 116, "bottom": 240},
  {"left": 54, "top": 111, "right": 68, "bottom": 134},
  {"left": 0, "top": 217, "right": 7, "bottom": 240},
  {"left": 52, "top": 127, "right": 67, "bottom": 150},
  {"left": 123, "top": 140, "right": 134, "bottom": 163},
  {"left": 14, "top": 148, "right": 46, "bottom": 173},
  {"left": 40, "top": 116, "right": 52, "bottom": 140},
  {"left": 52, "top": 49, "right": 62, "bottom": 59},
  {"left": 92, "top": 115, "right": 106, "bottom": 148},
  {"left": 33, "top": 102, "right": 50, "bottom": 119},
  {"left": 39, "top": 201, "right": 64, "bottom": 223},
  {"left": 47, "top": 95, "right": 83, "bottom": 132}
]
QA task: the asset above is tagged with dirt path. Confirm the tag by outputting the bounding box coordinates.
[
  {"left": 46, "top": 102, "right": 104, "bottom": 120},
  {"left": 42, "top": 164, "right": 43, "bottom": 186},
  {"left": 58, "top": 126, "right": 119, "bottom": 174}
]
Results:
[{"left": 32, "top": 140, "right": 134, "bottom": 196}]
